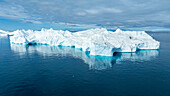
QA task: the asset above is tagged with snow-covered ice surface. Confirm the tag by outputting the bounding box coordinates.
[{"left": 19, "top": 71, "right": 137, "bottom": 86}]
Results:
[{"left": 9, "top": 28, "right": 160, "bottom": 56}]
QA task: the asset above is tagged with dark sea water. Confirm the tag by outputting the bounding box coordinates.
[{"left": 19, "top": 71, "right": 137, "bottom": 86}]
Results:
[{"left": 0, "top": 32, "right": 170, "bottom": 96}]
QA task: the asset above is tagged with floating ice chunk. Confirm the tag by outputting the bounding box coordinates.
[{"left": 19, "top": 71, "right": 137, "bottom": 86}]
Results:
[
  {"left": 9, "top": 28, "right": 160, "bottom": 56},
  {"left": 0, "top": 30, "right": 8, "bottom": 36},
  {"left": 0, "top": 30, "right": 16, "bottom": 36}
]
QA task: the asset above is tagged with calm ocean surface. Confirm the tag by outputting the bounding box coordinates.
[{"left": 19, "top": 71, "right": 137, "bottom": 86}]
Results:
[{"left": 0, "top": 32, "right": 170, "bottom": 96}]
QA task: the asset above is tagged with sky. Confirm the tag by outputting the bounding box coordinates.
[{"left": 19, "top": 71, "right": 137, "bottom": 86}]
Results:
[{"left": 0, "top": 0, "right": 170, "bottom": 31}]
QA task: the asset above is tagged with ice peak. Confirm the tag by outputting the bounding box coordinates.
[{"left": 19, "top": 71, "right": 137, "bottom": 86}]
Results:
[{"left": 115, "top": 28, "right": 123, "bottom": 33}]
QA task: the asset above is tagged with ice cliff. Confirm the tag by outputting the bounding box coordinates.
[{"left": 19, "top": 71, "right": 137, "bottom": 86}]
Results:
[{"left": 9, "top": 28, "right": 160, "bottom": 56}]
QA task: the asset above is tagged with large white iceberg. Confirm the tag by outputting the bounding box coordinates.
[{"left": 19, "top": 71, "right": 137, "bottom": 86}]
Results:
[{"left": 9, "top": 28, "right": 160, "bottom": 56}]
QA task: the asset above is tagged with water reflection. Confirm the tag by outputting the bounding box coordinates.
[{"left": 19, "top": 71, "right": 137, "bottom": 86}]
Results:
[{"left": 10, "top": 44, "right": 159, "bottom": 70}]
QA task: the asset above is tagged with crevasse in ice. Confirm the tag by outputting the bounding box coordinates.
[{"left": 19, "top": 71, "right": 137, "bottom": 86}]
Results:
[{"left": 9, "top": 28, "right": 160, "bottom": 56}]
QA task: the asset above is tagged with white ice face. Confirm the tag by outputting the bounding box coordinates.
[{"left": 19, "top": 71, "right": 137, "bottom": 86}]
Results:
[{"left": 9, "top": 28, "right": 160, "bottom": 56}]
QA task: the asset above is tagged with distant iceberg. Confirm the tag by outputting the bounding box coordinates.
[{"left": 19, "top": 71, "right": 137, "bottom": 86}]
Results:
[
  {"left": 9, "top": 28, "right": 160, "bottom": 56},
  {"left": 0, "top": 30, "right": 15, "bottom": 36}
]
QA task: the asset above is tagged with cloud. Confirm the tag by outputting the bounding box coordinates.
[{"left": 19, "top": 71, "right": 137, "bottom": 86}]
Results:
[
  {"left": 0, "top": 0, "right": 170, "bottom": 26},
  {"left": 100, "top": 8, "right": 122, "bottom": 13},
  {"left": 0, "top": 3, "right": 28, "bottom": 19},
  {"left": 85, "top": 7, "right": 122, "bottom": 14},
  {"left": 0, "top": 1, "right": 42, "bottom": 24},
  {"left": 85, "top": 9, "right": 99, "bottom": 14},
  {"left": 76, "top": 12, "right": 87, "bottom": 16},
  {"left": 76, "top": 7, "right": 122, "bottom": 17}
]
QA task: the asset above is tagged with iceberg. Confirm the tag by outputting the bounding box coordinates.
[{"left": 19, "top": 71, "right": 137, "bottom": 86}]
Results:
[
  {"left": 0, "top": 30, "right": 15, "bottom": 36},
  {"left": 0, "top": 30, "right": 8, "bottom": 36},
  {"left": 9, "top": 28, "right": 160, "bottom": 56}
]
